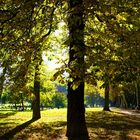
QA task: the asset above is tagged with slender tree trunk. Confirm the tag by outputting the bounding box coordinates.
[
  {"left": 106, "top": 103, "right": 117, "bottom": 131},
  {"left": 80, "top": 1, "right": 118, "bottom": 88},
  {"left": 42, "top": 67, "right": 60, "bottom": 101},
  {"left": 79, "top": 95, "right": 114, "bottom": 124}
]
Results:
[
  {"left": 21, "top": 93, "right": 24, "bottom": 111},
  {"left": 0, "top": 66, "right": 6, "bottom": 99},
  {"left": 103, "top": 82, "right": 110, "bottom": 111},
  {"left": 32, "top": 63, "right": 41, "bottom": 119},
  {"left": 15, "top": 103, "right": 17, "bottom": 110},
  {"left": 66, "top": 0, "right": 89, "bottom": 139},
  {"left": 135, "top": 81, "right": 140, "bottom": 110}
]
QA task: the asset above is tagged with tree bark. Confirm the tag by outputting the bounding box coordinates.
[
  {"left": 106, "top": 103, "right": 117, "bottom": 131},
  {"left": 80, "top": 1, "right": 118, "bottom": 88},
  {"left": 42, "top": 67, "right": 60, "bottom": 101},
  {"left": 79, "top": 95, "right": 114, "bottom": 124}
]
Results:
[
  {"left": 103, "top": 82, "right": 110, "bottom": 111},
  {"left": 15, "top": 103, "right": 17, "bottom": 110},
  {"left": 67, "top": 82, "right": 89, "bottom": 140},
  {"left": 135, "top": 81, "right": 140, "bottom": 110},
  {"left": 21, "top": 93, "right": 24, "bottom": 111},
  {"left": 32, "top": 63, "right": 41, "bottom": 119},
  {"left": 0, "top": 66, "right": 6, "bottom": 99},
  {"left": 66, "top": 0, "right": 89, "bottom": 139}
]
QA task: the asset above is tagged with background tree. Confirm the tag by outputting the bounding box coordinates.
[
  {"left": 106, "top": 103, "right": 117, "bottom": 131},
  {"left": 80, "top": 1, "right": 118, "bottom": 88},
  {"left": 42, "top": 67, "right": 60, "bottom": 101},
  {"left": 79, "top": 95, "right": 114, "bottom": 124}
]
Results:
[
  {"left": 84, "top": 0, "right": 140, "bottom": 111},
  {"left": 1, "top": 0, "right": 61, "bottom": 118}
]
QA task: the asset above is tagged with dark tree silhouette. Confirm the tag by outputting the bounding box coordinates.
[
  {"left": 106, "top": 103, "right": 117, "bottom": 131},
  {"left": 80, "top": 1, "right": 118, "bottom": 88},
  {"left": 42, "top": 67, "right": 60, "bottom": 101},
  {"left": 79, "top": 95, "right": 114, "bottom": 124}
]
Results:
[{"left": 66, "top": 0, "right": 89, "bottom": 139}]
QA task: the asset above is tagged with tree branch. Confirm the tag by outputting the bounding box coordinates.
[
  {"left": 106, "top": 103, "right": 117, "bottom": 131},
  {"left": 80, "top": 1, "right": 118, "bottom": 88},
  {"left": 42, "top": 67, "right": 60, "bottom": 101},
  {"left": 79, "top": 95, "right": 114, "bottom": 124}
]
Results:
[{"left": 38, "top": 0, "right": 60, "bottom": 43}]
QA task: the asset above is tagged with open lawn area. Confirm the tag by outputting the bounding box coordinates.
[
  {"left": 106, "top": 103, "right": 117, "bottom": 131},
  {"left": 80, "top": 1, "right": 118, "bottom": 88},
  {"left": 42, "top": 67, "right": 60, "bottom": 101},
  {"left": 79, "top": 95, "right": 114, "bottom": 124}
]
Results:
[{"left": 0, "top": 108, "right": 140, "bottom": 140}]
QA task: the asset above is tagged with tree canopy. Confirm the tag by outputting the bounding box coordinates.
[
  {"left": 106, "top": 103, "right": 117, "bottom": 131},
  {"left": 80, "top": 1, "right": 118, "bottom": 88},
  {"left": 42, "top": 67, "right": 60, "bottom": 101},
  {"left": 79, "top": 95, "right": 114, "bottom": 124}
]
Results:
[{"left": 0, "top": 0, "right": 140, "bottom": 139}]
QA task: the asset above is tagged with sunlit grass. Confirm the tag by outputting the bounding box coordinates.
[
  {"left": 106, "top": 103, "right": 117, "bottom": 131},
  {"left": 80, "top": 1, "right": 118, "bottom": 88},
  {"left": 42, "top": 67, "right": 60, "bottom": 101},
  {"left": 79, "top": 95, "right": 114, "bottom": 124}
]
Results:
[
  {"left": 0, "top": 108, "right": 140, "bottom": 140},
  {"left": 86, "top": 107, "right": 103, "bottom": 112},
  {"left": 0, "top": 108, "right": 67, "bottom": 140}
]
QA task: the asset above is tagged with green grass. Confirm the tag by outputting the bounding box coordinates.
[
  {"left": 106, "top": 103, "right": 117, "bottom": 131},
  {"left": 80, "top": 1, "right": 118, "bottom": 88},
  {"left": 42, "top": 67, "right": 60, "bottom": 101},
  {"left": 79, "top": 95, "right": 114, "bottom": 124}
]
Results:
[
  {"left": 86, "top": 108, "right": 140, "bottom": 140},
  {"left": 0, "top": 108, "right": 140, "bottom": 140}
]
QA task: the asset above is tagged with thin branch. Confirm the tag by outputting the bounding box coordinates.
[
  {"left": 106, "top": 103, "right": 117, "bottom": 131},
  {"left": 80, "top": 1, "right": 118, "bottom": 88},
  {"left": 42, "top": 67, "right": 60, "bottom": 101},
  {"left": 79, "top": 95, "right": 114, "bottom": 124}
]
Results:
[
  {"left": 38, "top": 0, "right": 60, "bottom": 43},
  {"left": 95, "top": 13, "right": 103, "bottom": 22},
  {"left": 1, "top": 10, "right": 19, "bottom": 25}
]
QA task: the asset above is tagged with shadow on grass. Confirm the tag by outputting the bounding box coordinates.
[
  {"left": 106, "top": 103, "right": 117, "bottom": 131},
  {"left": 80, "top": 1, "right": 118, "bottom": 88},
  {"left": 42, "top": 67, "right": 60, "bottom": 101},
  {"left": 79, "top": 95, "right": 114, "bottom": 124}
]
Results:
[
  {"left": 86, "top": 111, "right": 140, "bottom": 139},
  {"left": 112, "top": 110, "right": 140, "bottom": 118},
  {"left": 13, "top": 120, "right": 67, "bottom": 140},
  {"left": 0, "top": 118, "right": 39, "bottom": 140},
  {"left": 0, "top": 111, "right": 17, "bottom": 119}
]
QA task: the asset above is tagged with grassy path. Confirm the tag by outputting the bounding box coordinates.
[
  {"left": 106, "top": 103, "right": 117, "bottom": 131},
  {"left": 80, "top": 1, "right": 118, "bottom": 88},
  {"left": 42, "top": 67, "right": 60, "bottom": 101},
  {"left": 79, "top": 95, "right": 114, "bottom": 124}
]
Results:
[{"left": 0, "top": 108, "right": 140, "bottom": 140}]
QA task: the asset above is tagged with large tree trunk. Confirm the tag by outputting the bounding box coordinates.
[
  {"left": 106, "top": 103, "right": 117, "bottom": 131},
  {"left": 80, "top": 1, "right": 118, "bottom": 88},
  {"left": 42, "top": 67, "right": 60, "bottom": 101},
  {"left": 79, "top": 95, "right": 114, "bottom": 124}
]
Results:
[
  {"left": 32, "top": 63, "right": 41, "bottom": 119},
  {"left": 66, "top": 0, "right": 89, "bottom": 139},
  {"left": 103, "top": 82, "right": 110, "bottom": 111},
  {"left": 67, "top": 82, "right": 89, "bottom": 140}
]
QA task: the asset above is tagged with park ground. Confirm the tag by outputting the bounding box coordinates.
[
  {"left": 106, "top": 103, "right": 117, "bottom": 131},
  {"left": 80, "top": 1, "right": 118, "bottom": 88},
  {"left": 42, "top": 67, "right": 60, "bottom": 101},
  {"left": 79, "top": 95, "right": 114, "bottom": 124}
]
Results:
[{"left": 0, "top": 108, "right": 140, "bottom": 140}]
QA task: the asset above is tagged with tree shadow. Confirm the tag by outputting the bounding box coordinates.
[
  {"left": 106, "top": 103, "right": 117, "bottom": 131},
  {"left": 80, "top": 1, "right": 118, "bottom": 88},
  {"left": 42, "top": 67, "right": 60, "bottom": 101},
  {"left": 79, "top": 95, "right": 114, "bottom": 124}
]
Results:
[
  {"left": 13, "top": 120, "right": 67, "bottom": 140},
  {"left": 112, "top": 110, "right": 140, "bottom": 118},
  {"left": 0, "top": 111, "right": 17, "bottom": 119},
  {"left": 0, "top": 118, "right": 39, "bottom": 140},
  {"left": 86, "top": 111, "right": 140, "bottom": 139}
]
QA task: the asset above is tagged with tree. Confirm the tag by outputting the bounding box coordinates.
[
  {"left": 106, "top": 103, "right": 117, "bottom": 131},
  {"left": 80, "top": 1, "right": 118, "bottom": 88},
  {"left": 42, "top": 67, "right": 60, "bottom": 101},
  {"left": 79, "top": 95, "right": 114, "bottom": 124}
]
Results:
[
  {"left": 1, "top": 0, "right": 60, "bottom": 119},
  {"left": 0, "top": 66, "right": 6, "bottom": 100},
  {"left": 32, "top": 52, "right": 42, "bottom": 118},
  {"left": 66, "top": 0, "right": 89, "bottom": 139},
  {"left": 83, "top": 0, "right": 140, "bottom": 111},
  {"left": 52, "top": 92, "right": 67, "bottom": 108}
]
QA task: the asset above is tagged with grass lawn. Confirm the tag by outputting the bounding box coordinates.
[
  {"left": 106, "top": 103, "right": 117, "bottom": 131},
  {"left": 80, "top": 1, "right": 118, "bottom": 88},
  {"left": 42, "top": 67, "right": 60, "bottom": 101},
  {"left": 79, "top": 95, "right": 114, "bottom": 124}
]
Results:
[{"left": 0, "top": 108, "right": 140, "bottom": 140}]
